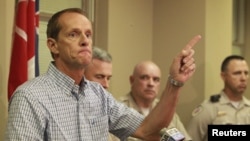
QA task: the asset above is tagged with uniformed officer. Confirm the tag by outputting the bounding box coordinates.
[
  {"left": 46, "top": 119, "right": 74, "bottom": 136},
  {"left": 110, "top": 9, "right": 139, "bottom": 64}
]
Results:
[
  {"left": 119, "top": 61, "right": 192, "bottom": 141},
  {"left": 187, "top": 55, "right": 250, "bottom": 141}
]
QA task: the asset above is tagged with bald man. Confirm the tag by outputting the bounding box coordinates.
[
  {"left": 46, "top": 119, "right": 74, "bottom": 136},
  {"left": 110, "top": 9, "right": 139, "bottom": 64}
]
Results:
[{"left": 119, "top": 61, "right": 192, "bottom": 141}]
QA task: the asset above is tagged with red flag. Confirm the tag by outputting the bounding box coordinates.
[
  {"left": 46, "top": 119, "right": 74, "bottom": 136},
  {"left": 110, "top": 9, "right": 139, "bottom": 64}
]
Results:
[{"left": 8, "top": 0, "right": 39, "bottom": 101}]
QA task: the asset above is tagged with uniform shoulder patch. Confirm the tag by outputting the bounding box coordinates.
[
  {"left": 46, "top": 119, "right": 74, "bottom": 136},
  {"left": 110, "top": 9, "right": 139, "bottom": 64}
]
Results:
[{"left": 192, "top": 105, "right": 203, "bottom": 117}]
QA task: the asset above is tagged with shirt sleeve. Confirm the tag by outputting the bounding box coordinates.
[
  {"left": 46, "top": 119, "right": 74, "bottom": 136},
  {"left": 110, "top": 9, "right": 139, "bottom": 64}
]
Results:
[
  {"left": 187, "top": 102, "right": 215, "bottom": 141},
  {"left": 5, "top": 89, "right": 45, "bottom": 141},
  {"left": 107, "top": 93, "right": 144, "bottom": 140}
]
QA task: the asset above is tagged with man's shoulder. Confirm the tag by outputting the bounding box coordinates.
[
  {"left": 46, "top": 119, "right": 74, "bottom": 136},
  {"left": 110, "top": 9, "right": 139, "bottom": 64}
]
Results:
[
  {"left": 118, "top": 93, "right": 130, "bottom": 102},
  {"left": 10, "top": 74, "right": 55, "bottom": 102},
  {"left": 199, "top": 94, "right": 222, "bottom": 106},
  {"left": 209, "top": 94, "right": 221, "bottom": 103},
  {"left": 190, "top": 94, "right": 221, "bottom": 117},
  {"left": 16, "top": 74, "right": 49, "bottom": 91}
]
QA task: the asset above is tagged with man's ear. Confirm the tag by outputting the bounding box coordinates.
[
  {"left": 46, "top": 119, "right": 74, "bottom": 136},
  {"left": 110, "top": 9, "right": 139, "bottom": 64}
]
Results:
[
  {"left": 220, "top": 72, "right": 226, "bottom": 81},
  {"left": 129, "top": 75, "right": 134, "bottom": 85},
  {"left": 47, "top": 38, "right": 59, "bottom": 54}
]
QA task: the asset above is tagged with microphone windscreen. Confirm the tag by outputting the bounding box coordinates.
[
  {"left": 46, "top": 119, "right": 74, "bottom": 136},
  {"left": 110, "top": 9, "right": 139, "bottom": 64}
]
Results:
[{"left": 160, "top": 128, "right": 185, "bottom": 141}]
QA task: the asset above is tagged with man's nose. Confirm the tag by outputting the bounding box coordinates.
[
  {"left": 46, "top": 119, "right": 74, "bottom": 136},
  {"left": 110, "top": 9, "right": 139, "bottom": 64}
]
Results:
[
  {"left": 148, "top": 78, "right": 155, "bottom": 86},
  {"left": 79, "top": 34, "right": 90, "bottom": 47},
  {"left": 102, "top": 79, "right": 109, "bottom": 89}
]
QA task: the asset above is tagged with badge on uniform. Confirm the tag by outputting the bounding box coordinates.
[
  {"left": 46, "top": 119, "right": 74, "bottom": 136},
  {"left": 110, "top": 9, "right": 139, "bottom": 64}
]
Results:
[
  {"left": 192, "top": 105, "right": 203, "bottom": 117},
  {"left": 217, "top": 111, "right": 227, "bottom": 116}
]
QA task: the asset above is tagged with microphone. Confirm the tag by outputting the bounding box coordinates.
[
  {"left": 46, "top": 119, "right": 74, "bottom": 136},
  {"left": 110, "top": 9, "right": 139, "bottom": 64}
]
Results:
[{"left": 160, "top": 128, "right": 185, "bottom": 141}]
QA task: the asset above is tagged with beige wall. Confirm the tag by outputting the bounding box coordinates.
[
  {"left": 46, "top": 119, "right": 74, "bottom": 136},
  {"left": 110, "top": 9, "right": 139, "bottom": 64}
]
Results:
[
  {"left": 0, "top": 0, "right": 15, "bottom": 140},
  {"left": 1, "top": 0, "right": 250, "bottom": 140},
  {"left": 244, "top": 0, "right": 250, "bottom": 97},
  {"left": 95, "top": 0, "right": 154, "bottom": 97},
  {"left": 153, "top": 0, "right": 207, "bottom": 126}
]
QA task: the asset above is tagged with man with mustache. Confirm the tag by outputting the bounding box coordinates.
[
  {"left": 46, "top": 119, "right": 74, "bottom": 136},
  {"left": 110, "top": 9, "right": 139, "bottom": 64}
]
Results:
[{"left": 187, "top": 55, "right": 250, "bottom": 141}]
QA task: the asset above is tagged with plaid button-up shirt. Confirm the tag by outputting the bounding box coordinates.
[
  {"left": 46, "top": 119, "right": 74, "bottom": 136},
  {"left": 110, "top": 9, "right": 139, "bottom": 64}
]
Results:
[{"left": 6, "top": 62, "right": 144, "bottom": 141}]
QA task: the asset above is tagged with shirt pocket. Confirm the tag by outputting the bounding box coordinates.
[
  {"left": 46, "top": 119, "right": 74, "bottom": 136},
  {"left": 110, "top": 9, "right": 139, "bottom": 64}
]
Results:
[
  {"left": 213, "top": 115, "right": 232, "bottom": 125},
  {"left": 243, "top": 111, "right": 250, "bottom": 123},
  {"left": 89, "top": 115, "right": 109, "bottom": 140}
]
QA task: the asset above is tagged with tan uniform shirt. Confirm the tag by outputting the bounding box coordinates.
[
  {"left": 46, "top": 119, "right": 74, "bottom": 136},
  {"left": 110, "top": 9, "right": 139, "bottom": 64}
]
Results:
[
  {"left": 108, "top": 133, "right": 120, "bottom": 141},
  {"left": 119, "top": 92, "right": 192, "bottom": 141},
  {"left": 187, "top": 92, "right": 250, "bottom": 141}
]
